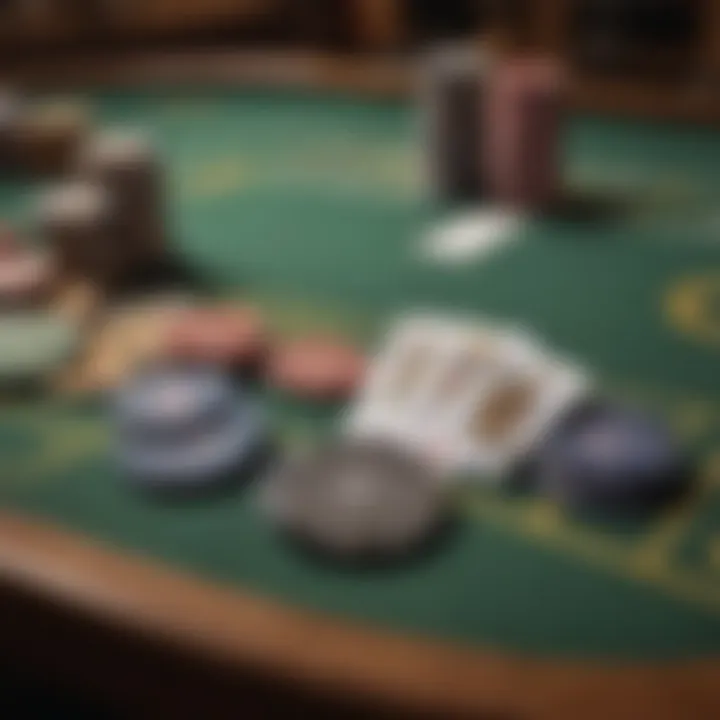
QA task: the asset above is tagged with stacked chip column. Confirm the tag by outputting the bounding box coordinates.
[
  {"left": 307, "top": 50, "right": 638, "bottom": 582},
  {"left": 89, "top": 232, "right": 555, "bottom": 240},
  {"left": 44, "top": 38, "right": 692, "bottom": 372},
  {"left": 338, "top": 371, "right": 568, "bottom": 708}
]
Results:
[
  {"left": 78, "top": 131, "right": 166, "bottom": 277},
  {"left": 0, "top": 89, "right": 22, "bottom": 174},
  {"left": 484, "top": 57, "right": 567, "bottom": 212},
  {"left": 420, "top": 44, "right": 487, "bottom": 203},
  {"left": 38, "top": 181, "right": 119, "bottom": 286}
]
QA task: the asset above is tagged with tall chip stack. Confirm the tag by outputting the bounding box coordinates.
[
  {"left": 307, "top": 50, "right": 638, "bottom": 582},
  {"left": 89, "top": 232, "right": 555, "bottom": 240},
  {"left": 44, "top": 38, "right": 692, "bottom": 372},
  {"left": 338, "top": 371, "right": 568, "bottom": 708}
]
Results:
[
  {"left": 37, "top": 181, "right": 119, "bottom": 286},
  {"left": 78, "top": 130, "right": 166, "bottom": 272},
  {"left": 420, "top": 43, "right": 488, "bottom": 203},
  {"left": 0, "top": 89, "right": 22, "bottom": 174},
  {"left": 484, "top": 57, "right": 567, "bottom": 212}
]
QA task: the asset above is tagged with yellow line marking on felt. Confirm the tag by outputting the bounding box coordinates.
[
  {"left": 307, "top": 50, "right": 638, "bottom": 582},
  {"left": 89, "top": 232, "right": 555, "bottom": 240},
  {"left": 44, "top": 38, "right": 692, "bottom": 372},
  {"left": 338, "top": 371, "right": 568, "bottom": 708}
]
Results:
[
  {"left": 21, "top": 421, "right": 110, "bottom": 486},
  {"left": 665, "top": 273, "right": 720, "bottom": 346},
  {"left": 465, "top": 493, "right": 720, "bottom": 616},
  {"left": 671, "top": 400, "right": 717, "bottom": 441},
  {"left": 709, "top": 536, "right": 720, "bottom": 572},
  {"left": 183, "top": 158, "right": 246, "bottom": 198}
]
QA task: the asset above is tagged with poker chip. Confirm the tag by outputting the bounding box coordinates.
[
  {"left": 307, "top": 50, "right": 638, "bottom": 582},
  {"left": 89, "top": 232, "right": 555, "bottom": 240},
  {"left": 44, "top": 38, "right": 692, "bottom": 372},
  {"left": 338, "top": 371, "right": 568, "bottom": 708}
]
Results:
[
  {"left": 267, "top": 338, "right": 365, "bottom": 401},
  {"left": 262, "top": 438, "right": 449, "bottom": 562},
  {"left": 536, "top": 403, "right": 690, "bottom": 514},
  {"left": 0, "top": 248, "right": 54, "bottom": 307},
  {"left": 420, "top": 43, "right": 488, "bottom": 202},
  {"left": 163, "top": 306, "right": 267, "bottom": 371},
  {"left": 0, "top": 313, "right": 80, "bottom": 386},
  {"left": 0, "top": 89, "right": 23, "bottom": 170},
  {"left": 78, "top": 128, "right": 165, "bottom": 265},
  {"left": 15, "top": 99, "right": 90, "bottom": 175},
  {"left": 484, "top": 56, "right": 567, "bottom": 211},
  {"left": 37, "top": 180, "right": 119, "bottom": 283},
  {"left": 113, "top": 365, "right": 267, "bottom": 492}
]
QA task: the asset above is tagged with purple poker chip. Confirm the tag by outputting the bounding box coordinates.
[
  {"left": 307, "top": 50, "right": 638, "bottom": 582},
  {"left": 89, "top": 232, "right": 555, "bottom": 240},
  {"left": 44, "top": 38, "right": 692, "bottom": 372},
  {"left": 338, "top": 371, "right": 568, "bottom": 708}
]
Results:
[
  {"left": 536, "top": 403, "right": 690, "bottom": 514},
  {"left": 113, "top": 364, "right": 267, "bottom": 493}
]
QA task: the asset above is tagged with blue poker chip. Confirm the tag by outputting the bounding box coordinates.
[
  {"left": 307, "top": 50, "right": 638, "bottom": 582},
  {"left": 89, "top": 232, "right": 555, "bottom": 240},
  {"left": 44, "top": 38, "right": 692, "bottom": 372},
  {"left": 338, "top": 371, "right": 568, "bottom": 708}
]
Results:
[
  {"left": 536, "top": 403, "right": 690, "bottom": 514},
  {"left": 112, "top": 365, "right": 267, "bottom": 492}
]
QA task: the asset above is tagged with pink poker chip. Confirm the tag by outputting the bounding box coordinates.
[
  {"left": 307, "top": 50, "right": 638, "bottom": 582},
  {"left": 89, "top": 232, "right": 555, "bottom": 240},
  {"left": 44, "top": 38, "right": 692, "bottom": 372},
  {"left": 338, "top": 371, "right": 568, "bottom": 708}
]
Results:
[
  {"left": 268, "top": 338, "right": 366, "bottom": 401},
  {"left": 164, "top": 306, "right": 267, "bottom": 369},
  {"left": 0, "top": 248, "right": 54, "bottom": 305}
]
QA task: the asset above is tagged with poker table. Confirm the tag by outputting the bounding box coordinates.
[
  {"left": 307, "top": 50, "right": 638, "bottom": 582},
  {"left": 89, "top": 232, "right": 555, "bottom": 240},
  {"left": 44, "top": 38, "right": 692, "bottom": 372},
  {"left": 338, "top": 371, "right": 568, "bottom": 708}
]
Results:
[{"left": 0, "top": 57, "right": 718, "bottom": 718}]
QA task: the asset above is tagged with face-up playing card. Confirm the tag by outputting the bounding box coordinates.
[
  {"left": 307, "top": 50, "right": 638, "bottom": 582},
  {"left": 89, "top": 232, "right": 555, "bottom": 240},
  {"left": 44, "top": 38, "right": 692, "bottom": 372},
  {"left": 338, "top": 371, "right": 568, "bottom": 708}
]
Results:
[
  {"left": 403, "top": 322, "right": 552, "bottom": 472},
  {"left": 345, "top": 314, "right": 454, "bottom": 446},
  {"left": 344, "top": 312, "right": 591, "bottom": 482},
  {"left": 447, "top": 348, "right": 591, "bottom": 479},
  {"left": 345, "top": 313, "right": 519, "bottom": 460}
]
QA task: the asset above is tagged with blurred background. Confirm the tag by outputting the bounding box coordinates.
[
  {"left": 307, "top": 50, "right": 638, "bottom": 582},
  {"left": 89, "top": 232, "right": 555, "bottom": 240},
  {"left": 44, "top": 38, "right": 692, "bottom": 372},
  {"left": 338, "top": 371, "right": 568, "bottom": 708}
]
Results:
[
  {"left": 0, "top": 0, "right": 719, "bottom": 121},
  {"left": 0, "top": 2, "right": 719, "bottom": 719}
]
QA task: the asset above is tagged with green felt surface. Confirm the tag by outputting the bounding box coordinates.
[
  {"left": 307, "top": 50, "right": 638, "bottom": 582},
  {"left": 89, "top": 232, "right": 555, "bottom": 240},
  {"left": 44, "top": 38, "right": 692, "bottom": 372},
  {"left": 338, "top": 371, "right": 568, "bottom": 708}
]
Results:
[{"left": 0, "top": 88, "right": 719, "bottom": 660}]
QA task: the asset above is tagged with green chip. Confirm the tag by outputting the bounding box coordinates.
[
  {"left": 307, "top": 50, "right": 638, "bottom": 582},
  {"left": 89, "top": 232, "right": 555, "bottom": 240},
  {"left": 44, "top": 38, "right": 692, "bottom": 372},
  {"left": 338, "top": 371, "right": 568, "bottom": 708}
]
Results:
[{"left": 0, "top": 313, "right": 80, "bottom": 383}]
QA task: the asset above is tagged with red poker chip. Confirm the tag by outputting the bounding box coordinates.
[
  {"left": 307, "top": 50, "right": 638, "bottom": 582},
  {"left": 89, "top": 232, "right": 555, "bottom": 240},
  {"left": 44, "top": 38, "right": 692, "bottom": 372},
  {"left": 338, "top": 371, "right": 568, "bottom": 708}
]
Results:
[
  {"left": 164, "top": 306, "right": 267, "bottom": 369},
  {"left": 267, "top": 338, "right": 365, "bottom": 401}
]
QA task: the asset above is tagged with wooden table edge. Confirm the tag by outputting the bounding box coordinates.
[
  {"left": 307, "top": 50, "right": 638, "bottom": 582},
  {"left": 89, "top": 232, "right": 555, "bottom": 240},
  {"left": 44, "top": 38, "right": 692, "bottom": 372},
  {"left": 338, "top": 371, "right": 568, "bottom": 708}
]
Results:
[{"left": 0, "top": 511, "right": 717, "bottom": 719}]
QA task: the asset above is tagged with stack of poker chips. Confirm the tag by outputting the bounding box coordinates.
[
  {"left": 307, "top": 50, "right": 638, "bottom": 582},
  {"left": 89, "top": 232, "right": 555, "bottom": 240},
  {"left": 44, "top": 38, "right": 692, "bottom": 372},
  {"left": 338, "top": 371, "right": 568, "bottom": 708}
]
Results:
[
  {"left": 0, "top": 223, "right": 56, "bottom": 309},
  {"left": 14, "top": 99, "right": 91, "bottom": 177},
  {"left": 535, "top": 402, "right": 690, "bottom": 515},
  {"left": 419, "top": 43, "right": 489, "bottom": 203},
  {"left": 37, "top": 180, "right": 119, "bottom": 286},
  {"left": 263, "top": 437, "right": 450, "bottom": 562},
  {"left": 78, "top": 129, "right": 166, "bottom": 271},
  {"left": 483, "top": 57, "right": 567, "bottom": 211},
  {"left": 0, "top": 89, "right": 23, "bottom": 173},
  {"left": 113, "top": 365, "right": 267, "bottom": 494}
]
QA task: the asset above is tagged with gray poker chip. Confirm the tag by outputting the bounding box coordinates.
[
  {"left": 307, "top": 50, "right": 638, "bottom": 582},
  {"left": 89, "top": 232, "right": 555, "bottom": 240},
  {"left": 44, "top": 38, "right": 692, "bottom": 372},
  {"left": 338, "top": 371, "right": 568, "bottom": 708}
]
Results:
[{"left": 262, "top": 438, "right": 450, "bottom": 561}]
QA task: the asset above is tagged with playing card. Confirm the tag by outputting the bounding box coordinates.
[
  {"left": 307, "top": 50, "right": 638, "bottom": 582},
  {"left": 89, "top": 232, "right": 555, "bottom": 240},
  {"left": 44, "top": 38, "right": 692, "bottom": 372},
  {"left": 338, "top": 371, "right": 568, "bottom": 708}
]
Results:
[
  {"left": 345, "top": 311, "right": 592, "bottom": 482},
  {"left": 449, "top": 349, "right": 591, "bottom": 479},
  {"left": 345, "top": 313, "right": 454, "bottom": 445},
  {"left": 410, "top": 321, "right": 546, "bottom": 471}
]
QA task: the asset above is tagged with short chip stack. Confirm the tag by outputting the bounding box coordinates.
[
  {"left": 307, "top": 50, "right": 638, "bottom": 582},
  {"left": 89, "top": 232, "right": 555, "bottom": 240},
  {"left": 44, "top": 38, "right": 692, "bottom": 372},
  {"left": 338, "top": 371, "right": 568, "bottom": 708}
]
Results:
[
  {"left": 420, "top": 43, "right": 488, "bottom": 203},
  {"left": 0, "top": 246, "right": 55, "bottom": 309},
  {"left": 164, "top": 305, "right": 267, "bottom": 373},
  {"left": 78, "top": 129, "right": 166, "bottom": 272},
  {"left": 114, "top": 364, "right": 267, "bottom": 494},
  {"left": 267, "top": 337, "right": 366, "bottom": 402},
  {"left": 14, "top": 99, "right": 90, "bottom": 177},
  {"left": 37, "top": 180, "right": 118, "bottom": 285},
  {"left": 0, "top": 222, "right": 55, "bottom": 308},
  {"left": 263, "top": 438, "right": 451, "bottom": 562},
  {"left": 536, "top": 402, "right": 690, "bottom": 515}
]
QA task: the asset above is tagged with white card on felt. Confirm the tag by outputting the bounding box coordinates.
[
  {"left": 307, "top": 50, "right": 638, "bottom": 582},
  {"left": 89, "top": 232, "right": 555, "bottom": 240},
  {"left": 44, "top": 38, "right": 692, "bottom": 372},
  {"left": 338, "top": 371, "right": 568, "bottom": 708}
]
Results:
[
  {"left": 449, "top": 348, "right": 591, "bottom": 479},
  {"left": 345, "top": 312, "right": 592, "bottom": 481},
  {"left": 345, "top": 314, "right": 452, "bottom": 445},
  {"left": 409, "top": 322, "right": 546, "bottom": 471}
]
